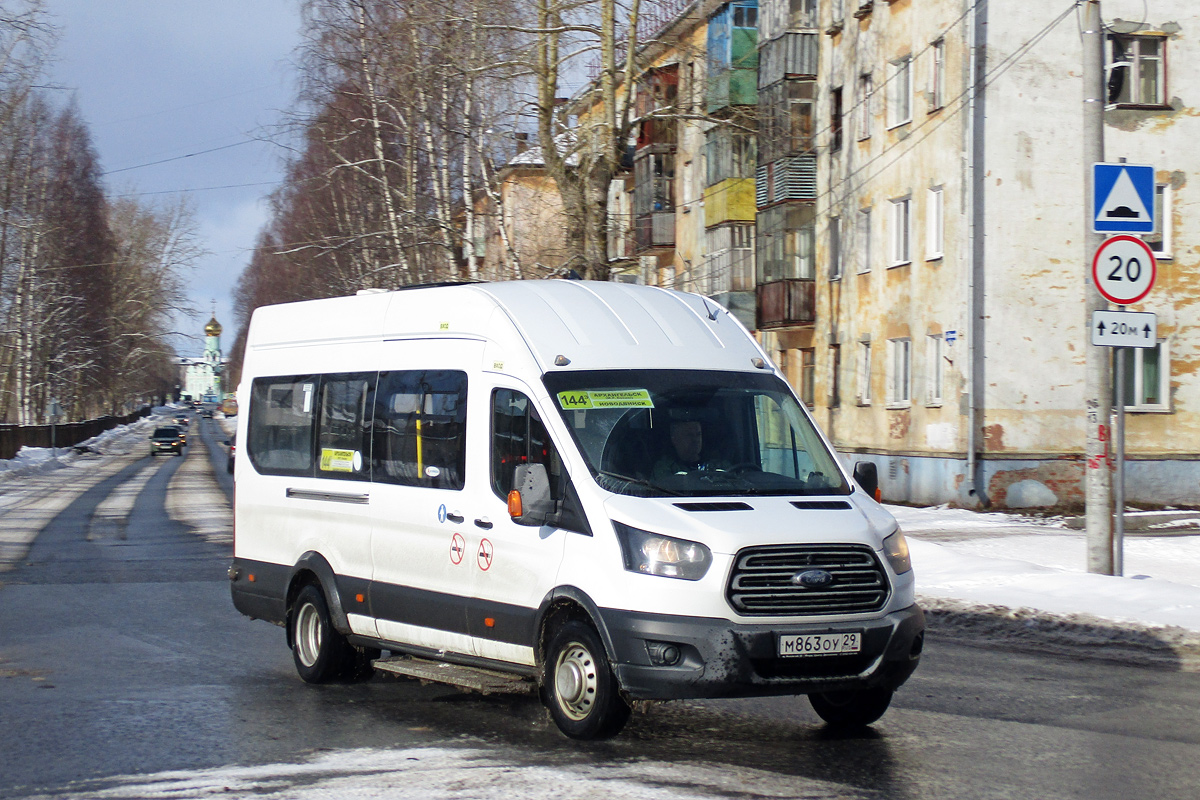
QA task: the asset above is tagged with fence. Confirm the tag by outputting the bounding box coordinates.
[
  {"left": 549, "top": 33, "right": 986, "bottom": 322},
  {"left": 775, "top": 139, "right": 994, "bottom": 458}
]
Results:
[{"left": 0, "top": 407, "right": 151, "bottom": 460}]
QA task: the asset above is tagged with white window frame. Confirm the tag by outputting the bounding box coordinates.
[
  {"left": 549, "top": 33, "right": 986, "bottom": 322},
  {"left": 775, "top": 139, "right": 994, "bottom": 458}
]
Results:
[
  {"left": 925, "top": 334, "right": 944, "bottom": 405},
  {"left": 887, "top": 55, "right": 913, "bottom": 128},
  {"left": 857, "top": 206, "right": 872, "bottom": 273},
  {"left": 857, "top": 73, "right": 873, "bottom": 141},
  {"left": 889, "top": 196, "right": 911, "bottom": 266},
  {"left": 1108, "top": 34, "right": 1166, "bottom": 107},
  {"left": 929, "top": 39, "right": 946, "bottom": 111},
  {"left": 1145, "top": 183, "right": 1172, "bottom": 260},
  {"left": 926, "top": 186, "right": 944, "bottom": 260},
  {"left": 1118, "top": 340, "right": 1170, "bottom": 412},
  {"left": 886, "top": 338, "right": 911, "bottom": 407},
  {"left": 858, "top": 340, "right": 872, "bottom": 404}
]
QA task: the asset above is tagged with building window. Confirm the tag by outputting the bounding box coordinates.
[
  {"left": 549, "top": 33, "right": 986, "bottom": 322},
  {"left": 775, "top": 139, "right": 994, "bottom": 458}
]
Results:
[
  {"left": 706, "top": 127, "right": 756, "bottom": 186},
  {"left": 831, "top": 86, "right": 843, "bottom": 152},
  {"left": 887, "top": 55, "right": 913, "bottom": 128},
  {"left": 889, "top": 196, "right": 911, "bottom": 266},
  {"left": 756, "top": 204, "right": 815, "bottom": 282},
  {"left": 930, "top": 38, "right": 945, "bottom": 111},
  {"left": 829, "top": 216, "right": 842, "bottom": 279},
  {"left": 925, "top": 334, "right": 944, "bottom": 405},
  {"left": 1144, "top": 184, "right": 1172, "bottom": 259},
  {"left": 1108, "top": 35, "right": 1166, "bottom": 106},
  {"left": 857, "top": 73, "right": 873, "bottom": 140},
  {"left": 858, "top": 340, "right": 872, "bottom": 404},
  {"left": 800, "top": 348, "right": 816, "bottom": 408},
  {"left": 829, "top": 343, "right": 841, "bottom": 407},
  {"left": 1116, "top": 341, "right": 1169, "bottom": 411},
  {"left": 886, "top": 338, "right": 911, "bottom": 407},
  {"left": 926, "top": 186, "right": 944, "bottom": 260},
  {"left": 857, "top": 207, "right": 872, "bottom": 273}
]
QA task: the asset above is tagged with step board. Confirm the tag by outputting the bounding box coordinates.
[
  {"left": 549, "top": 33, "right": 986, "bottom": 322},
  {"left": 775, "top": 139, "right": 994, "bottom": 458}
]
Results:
[{"left": 373, "top": 655, "right": 536, "bottom": 695}]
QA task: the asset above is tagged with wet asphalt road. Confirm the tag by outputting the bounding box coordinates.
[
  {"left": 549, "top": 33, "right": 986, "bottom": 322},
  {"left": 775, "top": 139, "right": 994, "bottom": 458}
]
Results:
[{"left": 1, "top": 416, "right": 1199, "bottom": 799}]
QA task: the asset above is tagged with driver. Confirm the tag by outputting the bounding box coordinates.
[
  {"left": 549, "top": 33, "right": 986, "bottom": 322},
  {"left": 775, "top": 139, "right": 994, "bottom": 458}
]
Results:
[{"left": 653, "top": 419, "right": 726, "bottom": 478}]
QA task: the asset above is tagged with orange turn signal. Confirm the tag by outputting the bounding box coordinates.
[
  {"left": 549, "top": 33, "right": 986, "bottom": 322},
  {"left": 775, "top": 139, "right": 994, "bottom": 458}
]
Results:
[
  {"left": 874, "top": 488, "right": 882, "bottom": 503},
  {"left": 356, "top": 594, "right": 364, "bottom": 603},
  {"left": 507, "top": 490, "right": 523, "bottom": 518},
  {"left": 247, "top": 574, "right": 256, "bottom": 583},
  {"left": 484, "top": 617, "right": 495, "bottom": 628}
]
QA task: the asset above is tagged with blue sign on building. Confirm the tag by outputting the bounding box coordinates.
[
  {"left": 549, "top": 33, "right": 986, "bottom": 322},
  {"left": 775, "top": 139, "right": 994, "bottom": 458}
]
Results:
[{"left": 1093, "top": 163, "right": 1155, "bottom": 234}]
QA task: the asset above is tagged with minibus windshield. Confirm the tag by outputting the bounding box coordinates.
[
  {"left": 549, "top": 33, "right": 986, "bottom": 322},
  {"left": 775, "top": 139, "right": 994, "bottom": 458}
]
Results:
[{"left": 543, "top": 370, "right": 849, "bottom": 498}]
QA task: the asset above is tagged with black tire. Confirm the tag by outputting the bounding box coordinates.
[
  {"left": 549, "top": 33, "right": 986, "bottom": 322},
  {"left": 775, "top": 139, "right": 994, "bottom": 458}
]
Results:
[
  {"left": 290, "top": 584, "right": 361, "bottom": 683},
  {"left": 542, "top": 620, "right": 630, "bottom": 740},
  {"left": 809, "top": 686, "right": 894, "bottom": 729}
]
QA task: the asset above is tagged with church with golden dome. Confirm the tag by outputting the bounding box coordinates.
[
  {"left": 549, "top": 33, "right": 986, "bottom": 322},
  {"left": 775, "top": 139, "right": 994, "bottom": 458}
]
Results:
[{"left": 176, "top": 314, "right": 228, "bottom": 402}]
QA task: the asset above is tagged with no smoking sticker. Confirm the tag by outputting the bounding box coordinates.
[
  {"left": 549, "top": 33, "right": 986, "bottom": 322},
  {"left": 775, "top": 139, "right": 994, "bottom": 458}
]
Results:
[
  {"left": 450, "top": 533, "right": 465, "bottom": 565},
  {"left": 477, "top": 538, "right": 493, "bottom": 571}
]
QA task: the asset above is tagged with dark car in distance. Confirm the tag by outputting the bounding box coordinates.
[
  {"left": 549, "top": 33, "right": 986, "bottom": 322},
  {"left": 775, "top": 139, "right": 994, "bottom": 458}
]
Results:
[{"left": 150, "top": 426, "right": 184, "bottom": 456}]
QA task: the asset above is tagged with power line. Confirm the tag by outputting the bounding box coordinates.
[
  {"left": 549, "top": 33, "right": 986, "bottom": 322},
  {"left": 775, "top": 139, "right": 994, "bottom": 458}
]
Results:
[{"left": 101, "top": 140, "right": 259, "bottom": 176}]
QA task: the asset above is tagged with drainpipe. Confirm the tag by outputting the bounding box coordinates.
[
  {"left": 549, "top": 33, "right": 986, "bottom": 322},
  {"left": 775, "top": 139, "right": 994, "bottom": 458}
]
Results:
[{"left": 963, "top": 0, "right": 987, "bottom": 506}]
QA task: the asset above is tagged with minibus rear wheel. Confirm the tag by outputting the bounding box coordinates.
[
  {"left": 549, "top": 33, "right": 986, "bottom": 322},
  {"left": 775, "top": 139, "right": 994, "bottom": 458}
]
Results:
[
  {"left": 543, "top": 620, "right": 630, "bottom": 740},
  {"left": 808, "top": 686, "right": 894, "bottom": 729},
  {"left": 290, "top": 584, "right": 356, "bottom": 683}
]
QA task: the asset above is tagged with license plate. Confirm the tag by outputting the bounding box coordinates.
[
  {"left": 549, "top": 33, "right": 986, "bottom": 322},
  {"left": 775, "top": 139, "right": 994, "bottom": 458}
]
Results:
[{"left": 778, "top": 632, "right": 861, "bottom": 657}]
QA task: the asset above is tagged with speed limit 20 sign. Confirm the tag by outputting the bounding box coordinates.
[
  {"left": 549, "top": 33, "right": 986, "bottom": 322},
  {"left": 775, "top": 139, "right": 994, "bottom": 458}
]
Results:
[{"left": 1092, "top": 234, "right": 1156, "bottom": 305}]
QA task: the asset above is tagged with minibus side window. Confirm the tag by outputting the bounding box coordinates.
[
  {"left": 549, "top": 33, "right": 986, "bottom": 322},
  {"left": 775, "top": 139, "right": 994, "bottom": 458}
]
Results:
[
  {"left": 372, "top": 370, "right": 467, "bottom": 490},
  {"left": 316, "top": 373, "right": 375, "bottom": 481},
  {"left": 248, "top": 375, "right": 318, "bottom": 476}
]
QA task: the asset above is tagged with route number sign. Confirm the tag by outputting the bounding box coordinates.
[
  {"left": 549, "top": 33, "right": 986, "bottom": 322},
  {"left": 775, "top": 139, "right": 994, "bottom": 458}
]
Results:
[{"left": 1092, "top": 235, "right": 1156, "bottom": 305}]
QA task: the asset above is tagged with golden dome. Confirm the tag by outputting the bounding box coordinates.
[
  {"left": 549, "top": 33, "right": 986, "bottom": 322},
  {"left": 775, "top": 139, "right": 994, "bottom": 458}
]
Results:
[{"left": 205, "top": 316, "right": 222, "bottom": 337}]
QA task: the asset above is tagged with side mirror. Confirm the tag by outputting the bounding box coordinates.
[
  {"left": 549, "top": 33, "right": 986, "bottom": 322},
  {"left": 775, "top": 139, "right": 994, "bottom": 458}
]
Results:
[
  {"left": 853, "top": 461, "right": 882, "bottom": 502},
  {"left": 507, "top": 463, "right": 554, "bottom": 526}
]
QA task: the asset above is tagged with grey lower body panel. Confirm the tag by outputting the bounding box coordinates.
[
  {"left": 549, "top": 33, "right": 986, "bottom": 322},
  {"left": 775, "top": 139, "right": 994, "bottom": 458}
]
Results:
[{"left": 601, "top": 604, "right": 925, "bottom": 701}]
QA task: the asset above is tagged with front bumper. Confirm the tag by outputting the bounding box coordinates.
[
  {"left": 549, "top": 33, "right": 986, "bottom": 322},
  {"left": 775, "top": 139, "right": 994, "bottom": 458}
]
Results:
[{"left": 600, "top": 604, "right": 924, "bottom": 701}]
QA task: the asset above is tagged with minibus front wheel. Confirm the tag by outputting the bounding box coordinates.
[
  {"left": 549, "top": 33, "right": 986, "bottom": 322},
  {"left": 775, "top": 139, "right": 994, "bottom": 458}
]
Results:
[
  {"left": 543, "top": 620, "right": 630, "bottom": 740},
  {"left": 808, "top": 686, "right": 894, "bottom": 729}
]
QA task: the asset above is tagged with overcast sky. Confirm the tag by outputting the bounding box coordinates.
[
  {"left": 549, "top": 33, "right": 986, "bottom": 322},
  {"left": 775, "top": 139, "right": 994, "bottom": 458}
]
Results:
[{"left": 45, "top": 0, "right": 303, "bottom": 359}]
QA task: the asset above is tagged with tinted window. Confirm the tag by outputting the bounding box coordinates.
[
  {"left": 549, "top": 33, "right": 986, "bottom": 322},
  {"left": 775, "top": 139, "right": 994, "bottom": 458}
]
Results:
[
  {"left": 373, "top": 370, "right": 467, "bottom": 490},
  {"left": 317, "top": 373, "right": 374, "bottom": 481},
  {"left": 248, "top": 376, "right": 317, "bottom": 476},
  {"left": 492, "top": 389, "right": 563, "bottom": 500}
]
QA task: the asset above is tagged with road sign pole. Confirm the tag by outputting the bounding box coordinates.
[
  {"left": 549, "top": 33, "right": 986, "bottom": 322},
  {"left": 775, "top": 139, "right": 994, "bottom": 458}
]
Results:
[
  {"left": 1083, "top": 0, "right": 1113, "bottom": 575},
  {"left": 1114, "top": 346, "right": 1125, "bottom": 576}
]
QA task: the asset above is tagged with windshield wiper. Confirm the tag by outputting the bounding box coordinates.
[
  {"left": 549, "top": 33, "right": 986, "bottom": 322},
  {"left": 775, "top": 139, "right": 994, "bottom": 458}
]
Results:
[{"left": 595, "top": 469, "right": 685, "bottom": 497}]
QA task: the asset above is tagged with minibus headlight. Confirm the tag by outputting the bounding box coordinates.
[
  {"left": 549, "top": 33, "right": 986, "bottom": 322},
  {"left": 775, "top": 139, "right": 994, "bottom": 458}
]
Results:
[
  {"left": 883, "top": 528, "right": 912, "bottom": 574},
  {"left": 612, "top": 522, "right": 712, "bottom": 581}
]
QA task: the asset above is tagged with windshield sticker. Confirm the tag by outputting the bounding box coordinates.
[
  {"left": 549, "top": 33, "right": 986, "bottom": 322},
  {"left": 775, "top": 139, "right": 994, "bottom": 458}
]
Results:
[
  {"left": 320, "top": 448, "right": 360, "bottom": 473},
  {"left": 557, "top": 389, "right": 654, "bottom": 410}
]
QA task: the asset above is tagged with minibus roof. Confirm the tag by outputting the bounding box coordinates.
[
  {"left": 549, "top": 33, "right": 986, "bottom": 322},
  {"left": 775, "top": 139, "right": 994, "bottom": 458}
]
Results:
[{"left": 247, "top": 280, "right": 770, "bottom": 375}]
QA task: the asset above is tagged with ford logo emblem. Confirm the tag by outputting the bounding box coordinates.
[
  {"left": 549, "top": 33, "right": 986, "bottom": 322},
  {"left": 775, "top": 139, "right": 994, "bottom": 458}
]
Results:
[{"left": 792, "top": 569, "right": 834, "bottom": 588}]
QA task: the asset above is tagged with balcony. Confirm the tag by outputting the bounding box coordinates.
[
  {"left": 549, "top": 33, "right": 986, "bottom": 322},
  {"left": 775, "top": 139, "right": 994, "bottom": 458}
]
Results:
[
  {"left": 757, "top": 279, "right": 815, "bottom": 329},
  {"left": 635, "top": 212, "right": 675, "bottom": 252}
]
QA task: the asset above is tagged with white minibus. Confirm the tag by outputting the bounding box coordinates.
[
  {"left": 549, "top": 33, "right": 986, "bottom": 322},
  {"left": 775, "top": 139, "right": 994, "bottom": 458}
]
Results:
[{"left": 230, "top": 280, "right": 923, "bottom": 739}]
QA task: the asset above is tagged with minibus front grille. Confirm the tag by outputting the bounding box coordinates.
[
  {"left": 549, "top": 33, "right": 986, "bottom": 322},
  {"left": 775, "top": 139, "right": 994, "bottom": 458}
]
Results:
[{"left": 726, "top": 544, "right": 889, "bottom": 616}]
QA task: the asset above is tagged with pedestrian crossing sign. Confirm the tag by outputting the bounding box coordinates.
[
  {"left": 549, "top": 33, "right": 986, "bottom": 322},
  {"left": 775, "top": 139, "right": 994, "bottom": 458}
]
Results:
[{"left": 1093, "top": 163, "right": 1155, "bottom": 234}]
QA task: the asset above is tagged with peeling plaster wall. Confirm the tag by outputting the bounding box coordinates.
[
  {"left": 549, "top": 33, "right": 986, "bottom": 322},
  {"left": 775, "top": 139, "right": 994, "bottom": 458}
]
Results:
[
  {"left": 818, "top": 0, "right": 970, "bottom": 477},
  {"left": 822, "top": 1, "right": 1200, "bottom": 508}
]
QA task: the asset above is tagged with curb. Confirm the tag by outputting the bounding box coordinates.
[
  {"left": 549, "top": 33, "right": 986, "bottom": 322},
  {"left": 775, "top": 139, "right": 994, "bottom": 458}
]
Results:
[{"left": 920, "top": 595, "right": 1200, "bottom": 672}]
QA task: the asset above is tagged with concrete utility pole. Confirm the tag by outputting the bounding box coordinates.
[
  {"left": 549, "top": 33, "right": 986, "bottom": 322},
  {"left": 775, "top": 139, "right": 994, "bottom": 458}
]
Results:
[{"left": 1082, "top": 0, "right": 1113, "bottom": 574}]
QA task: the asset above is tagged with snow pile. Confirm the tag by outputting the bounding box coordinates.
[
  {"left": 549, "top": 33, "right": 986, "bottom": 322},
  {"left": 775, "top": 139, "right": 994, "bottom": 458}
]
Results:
[
  {"left": 887, "top": 503, "right": 1200, "bottom": 666},
  {"left": 20, "top": 745, "right": 838, "bottom": 800},
  {"left": 0, "top": 411, "right": 165, "bottom": 482}
]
